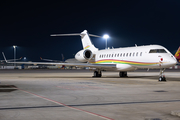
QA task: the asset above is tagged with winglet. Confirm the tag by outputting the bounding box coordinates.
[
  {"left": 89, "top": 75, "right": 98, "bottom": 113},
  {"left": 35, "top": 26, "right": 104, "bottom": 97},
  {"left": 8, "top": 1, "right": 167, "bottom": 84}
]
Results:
[{"left": 2, "top": 52, "right": 7, "bottom": 63}]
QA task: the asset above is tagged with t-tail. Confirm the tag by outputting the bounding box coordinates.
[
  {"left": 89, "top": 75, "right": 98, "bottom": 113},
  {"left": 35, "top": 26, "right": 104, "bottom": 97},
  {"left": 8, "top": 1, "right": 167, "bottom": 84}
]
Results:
[
  {"left": 76, "top": 30, "right": 99, "bottom": 62},
  {"left": 175, "top": 46, "right": 180, "bottom": 62},
  {"left": 50, "top": 30, "right": 100, "bottom": 62},
  {"left": 51, "top": 30, "right": 99, "bottom": 52},
  {"left": 80, "top": 30, "right": 98, "bottom": 52}
]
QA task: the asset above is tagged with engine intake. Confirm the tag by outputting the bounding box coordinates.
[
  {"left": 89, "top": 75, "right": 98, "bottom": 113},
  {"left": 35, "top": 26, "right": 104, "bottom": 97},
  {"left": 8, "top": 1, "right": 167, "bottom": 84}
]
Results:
[
  {"left": 83, "top": 49, "right": 93, "bottom": 60},
  {"left": 75, "top": 49, "right": 93, "bottom": 62}
]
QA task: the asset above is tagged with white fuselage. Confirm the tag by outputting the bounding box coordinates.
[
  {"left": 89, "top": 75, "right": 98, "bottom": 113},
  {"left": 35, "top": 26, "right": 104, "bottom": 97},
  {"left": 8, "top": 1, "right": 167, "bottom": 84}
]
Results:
[{"left": 91, "top": 45, "right": 177, "bottom": 71}]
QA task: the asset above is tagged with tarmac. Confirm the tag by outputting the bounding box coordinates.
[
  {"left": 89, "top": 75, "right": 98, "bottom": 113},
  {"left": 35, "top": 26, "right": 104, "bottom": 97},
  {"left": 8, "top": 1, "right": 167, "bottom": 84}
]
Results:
[{"left": 0, "top": 69, "right": 180, "bottom": 120}]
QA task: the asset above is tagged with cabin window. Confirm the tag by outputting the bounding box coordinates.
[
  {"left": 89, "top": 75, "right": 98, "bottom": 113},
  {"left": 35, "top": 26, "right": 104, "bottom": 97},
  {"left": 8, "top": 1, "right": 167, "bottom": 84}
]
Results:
[
  {"left": 140, "top": 52, "right": 142, "bottom": 56},
  {"left": 129, "top": 53, "right": 131, "bottom": 57},
  {"left": 115, "top": 54, "right": 116, "bottom": 57},
  {"left": 136, "top": 52, "right": 138, "bottom": 56},
  {"left": 120, "top": 53, "right": 122, "bottom": 57},
  {"left": 149, "top": 49, "right": 167, "bottom": 53},
  {"left": 126, "top": 53, "right": 128, "bottom": 57},
  {"left": 99, "top": 55, "right": 101, "bottom": 58},
  {"left": 117, "top": 54, "right": 119, "bottom": 57},
  {"left": 112, "top": 54, "right": 113, "bottom": 57},
  {"left": 123, "top": 53, "right": 125, "bottom": 57}
]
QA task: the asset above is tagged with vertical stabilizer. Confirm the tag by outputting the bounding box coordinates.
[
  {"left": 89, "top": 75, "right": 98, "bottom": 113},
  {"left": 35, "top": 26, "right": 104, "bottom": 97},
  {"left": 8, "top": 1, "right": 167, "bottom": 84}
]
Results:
[
  {"left": 80, "top": 30, "right": 98, "bottom": 52},
  {"left": 50, "top": 30, "right": 99, "bottom": 52}
]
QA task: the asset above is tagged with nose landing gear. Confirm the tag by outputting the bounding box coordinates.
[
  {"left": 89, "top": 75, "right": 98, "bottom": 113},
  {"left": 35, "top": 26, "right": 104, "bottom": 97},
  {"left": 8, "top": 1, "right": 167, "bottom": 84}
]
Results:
[{"left": 159, "top": 68, "right": 166, "bottom": 82}]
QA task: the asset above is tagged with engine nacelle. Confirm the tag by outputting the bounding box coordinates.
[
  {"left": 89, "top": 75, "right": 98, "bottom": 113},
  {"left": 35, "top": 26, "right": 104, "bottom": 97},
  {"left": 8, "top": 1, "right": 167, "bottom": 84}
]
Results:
[{"left": 75, "top": 49, "right": 93, "bottom": 62}]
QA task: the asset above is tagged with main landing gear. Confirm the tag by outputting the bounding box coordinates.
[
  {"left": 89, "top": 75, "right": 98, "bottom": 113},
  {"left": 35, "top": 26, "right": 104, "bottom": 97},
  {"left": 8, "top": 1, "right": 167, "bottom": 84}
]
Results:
[
  {"left": 93, "top": 71, "right": 128, "bottom": 78},
  {"left": 119, "top": 71, "right": 128, "bottom": 77},
  {"left": 159, "top": 68, "right": 166, "bottom": 82},
  {"left": 93, "top": 70, "right": 102, "bottom": 77}
]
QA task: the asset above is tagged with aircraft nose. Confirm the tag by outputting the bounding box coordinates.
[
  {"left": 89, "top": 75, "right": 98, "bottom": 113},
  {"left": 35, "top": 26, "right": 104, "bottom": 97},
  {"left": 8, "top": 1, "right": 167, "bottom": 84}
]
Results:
[
  {"left": 172, "top": 59, "right": 177, "bottom": 65},
  {"left": 162, "top": 55, "right": 177, "bottom": 67},
  {"left": 169, "top": 56, "right": 177, "bottom": 66}
]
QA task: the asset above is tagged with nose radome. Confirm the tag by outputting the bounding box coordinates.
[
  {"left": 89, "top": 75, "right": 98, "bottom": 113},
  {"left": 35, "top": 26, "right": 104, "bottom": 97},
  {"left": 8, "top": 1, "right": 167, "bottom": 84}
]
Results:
[
  {"left": 162, "top": 55, "right": 177, "bottom": 68},
  {"left": 173, "top": 59, "right": 177, "bottom": 65},
  {"left": 170, "top": 57, "right": 177, "bottom": 66}
]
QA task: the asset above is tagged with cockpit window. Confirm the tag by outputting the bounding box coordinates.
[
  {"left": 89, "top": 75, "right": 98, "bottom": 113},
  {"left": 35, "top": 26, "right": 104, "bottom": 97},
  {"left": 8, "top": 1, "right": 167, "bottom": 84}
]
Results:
[{"left": 149, "top": 49, "right": 167, "bottom": 53}]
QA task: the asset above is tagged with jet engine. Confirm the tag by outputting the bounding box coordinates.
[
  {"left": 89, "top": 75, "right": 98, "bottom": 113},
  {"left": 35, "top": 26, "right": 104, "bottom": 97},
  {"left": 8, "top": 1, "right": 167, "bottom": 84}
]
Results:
[{"left": 75, "top": 49, "right": 93, "bottom": 62}]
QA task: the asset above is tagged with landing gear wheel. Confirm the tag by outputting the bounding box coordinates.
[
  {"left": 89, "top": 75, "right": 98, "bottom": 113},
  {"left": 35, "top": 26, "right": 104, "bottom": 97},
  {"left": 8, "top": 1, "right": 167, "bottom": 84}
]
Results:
[
  {"left": 94, "top": 71, "right": 98, "bottom": 77},
  {"left": 119, "top": 72, "right": 127, "bottom": 77},
  {"left": 159, "top": 68, "right": 166, "bottom": 82},
  {"left": 98, "top": 71, "right": 102, "bottom": 77},
  {"left": 93, "top": 71, "right": 102, "bottom": 77},
  {"left": 159, "top": 76, "right": 166, "bottom": 82}
]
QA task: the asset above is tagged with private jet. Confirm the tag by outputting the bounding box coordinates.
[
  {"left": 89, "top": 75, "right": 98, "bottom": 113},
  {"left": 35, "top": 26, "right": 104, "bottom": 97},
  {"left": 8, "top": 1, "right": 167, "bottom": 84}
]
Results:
[{"left": 3, "top": 30, "right": 177, "bottom": 81}]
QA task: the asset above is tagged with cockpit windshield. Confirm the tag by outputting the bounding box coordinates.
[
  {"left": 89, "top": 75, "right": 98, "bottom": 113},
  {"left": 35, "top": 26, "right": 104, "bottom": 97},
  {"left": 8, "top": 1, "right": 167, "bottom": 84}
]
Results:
[{"left": 149, "top": 49, "right": 167, "bottom": 53}]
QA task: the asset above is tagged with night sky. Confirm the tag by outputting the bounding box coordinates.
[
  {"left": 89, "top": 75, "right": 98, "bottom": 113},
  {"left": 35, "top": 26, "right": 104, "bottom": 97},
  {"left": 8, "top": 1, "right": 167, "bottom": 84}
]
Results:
[{"left": 0, "top": 1, "right": 180, "bottom": 61}]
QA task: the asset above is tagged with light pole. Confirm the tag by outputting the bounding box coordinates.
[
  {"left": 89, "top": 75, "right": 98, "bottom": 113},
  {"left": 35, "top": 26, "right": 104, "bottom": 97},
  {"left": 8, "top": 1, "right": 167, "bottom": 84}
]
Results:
[
  {"left": 103, "top": 34, "right": 109, "bottom": 49},
  {"left": 13, "top": 45, "right": 17, "bottom": 68}
]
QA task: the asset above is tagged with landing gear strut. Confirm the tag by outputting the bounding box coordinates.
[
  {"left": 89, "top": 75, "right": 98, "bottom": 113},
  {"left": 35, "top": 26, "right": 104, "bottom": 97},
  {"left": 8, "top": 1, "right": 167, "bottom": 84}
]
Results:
[
  {"left": 119, "top": 71, "right": 128, "bottom": 77},
  {"left": 93, "top": 70, "right": 102, "bottom": 77},
  {"left": 159, "top": 68, "right": 166, "bottom": 82}
]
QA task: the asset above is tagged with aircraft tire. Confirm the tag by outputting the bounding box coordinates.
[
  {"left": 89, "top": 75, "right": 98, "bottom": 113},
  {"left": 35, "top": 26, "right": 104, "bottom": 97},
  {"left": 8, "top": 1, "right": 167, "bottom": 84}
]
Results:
[
  {"left": 98, "top": 71, "right": 102, "bottom": 77},
  {"left": 158, "top": 77, "right": 166, "bottom": 82},
  {"left": 119, "top": 72, "right": 127, "bottom": 77},
  {"left": 94, "top": 71, "right": 98, "bottom": 77},
  {"left": 93, "top": 71, "right": 101, "bottom": 77}
]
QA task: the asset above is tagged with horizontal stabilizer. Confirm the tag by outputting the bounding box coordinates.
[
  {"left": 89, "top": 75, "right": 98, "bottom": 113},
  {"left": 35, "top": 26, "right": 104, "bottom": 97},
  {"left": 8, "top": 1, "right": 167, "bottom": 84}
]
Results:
[
  {"left": 51, "top": 33, "right": 101, "bottom": 38},
  {"left": 50, "top": 33, "right": 80, "bottom": 36}
]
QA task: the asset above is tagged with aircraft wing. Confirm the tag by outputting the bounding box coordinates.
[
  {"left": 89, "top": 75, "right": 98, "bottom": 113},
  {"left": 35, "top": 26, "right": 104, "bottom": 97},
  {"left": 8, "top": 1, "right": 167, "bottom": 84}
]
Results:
[
  {"left": 40, "top": 57, "right": 63, "bottom": 62},
  {"left": 5, "top": 61, "right": 116, "bottom": 69},
  {"left": 2, "top": 52, "right": 116, "bottom": 69},
  {"left": 2, "top": 52, "right": 115, "bottom": 69}
]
